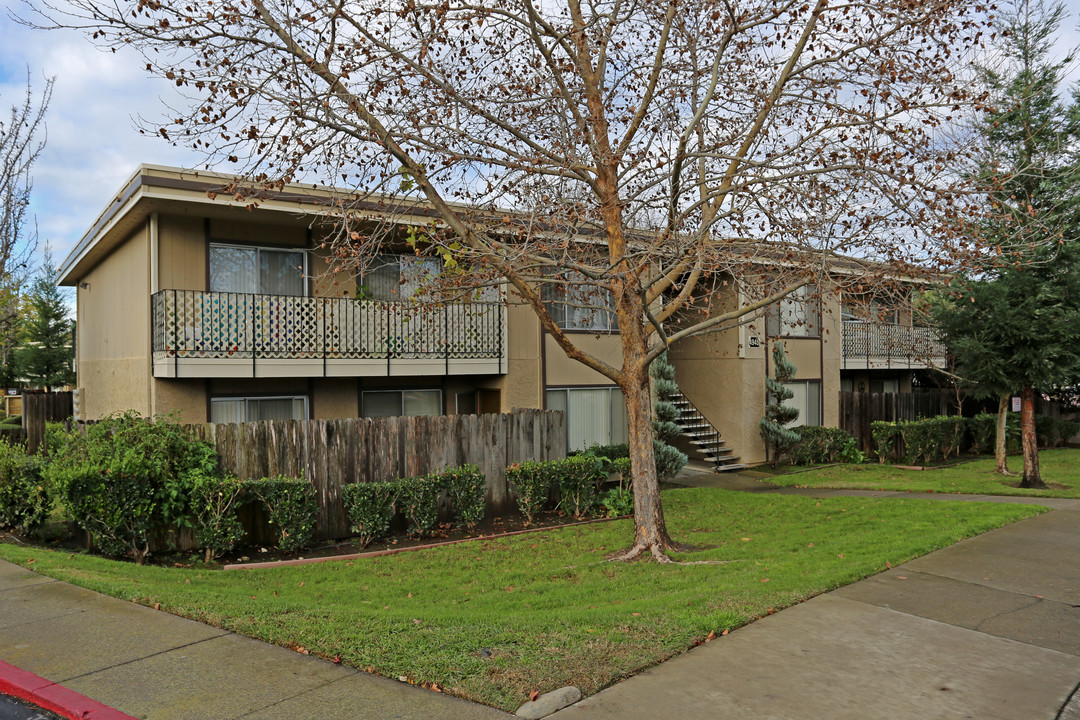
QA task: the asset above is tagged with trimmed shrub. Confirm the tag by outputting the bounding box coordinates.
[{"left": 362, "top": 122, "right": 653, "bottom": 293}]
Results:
[
  {"left": 1035, "top": 415, "right": 1080, "bottom": 447},
  {"left": 342, "top": 481, "right": 396, "bottom": 547},
  {"left": 596, "top": 486, "right": 633, "bottom": 518},
  {"left": 967, "top": 414, "right": 997, "bottom": 455},
  {"left": 189, "top": 470, "right": 245, "bottom": 563},
  {"left": 393, "top": 476, "right": 441, "bottom": 537},
  {"left": 871, "top": 421, "right": 900, "bottom": 463},
  {"left": 612, "top": 457, "right": 632, "bottom": 479},
  {"left": 43, "top": 413, "right": 218, "bottom": 562},
  {"left": 243, "top": 477, "right": 318, "bottom": 552},
  {"left": 0, "top": 444, "right": 49, "bottom": 535},
  {"left": 790, "top": 427, "right": 863, "bottom": 465},
  {"left": 1058, "top": 419, "right": 1080, "bottom": 445},
  {"left": 507, "top": 461, "right": 553, "bottom": 523},
  {"left": 554, "top": 455, "right": 604, "bottom": 519},
  {"left": 653, "top": 440, "right": 689, "bottom": 482},
  {"left": 441, "top": 464, "right": 486, "bottom": 528},
  {"left": 575, "top": 443, "right": 629, "bottom": 460}
]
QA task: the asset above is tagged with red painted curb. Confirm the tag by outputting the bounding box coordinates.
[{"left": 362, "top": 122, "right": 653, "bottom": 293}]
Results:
[
  {"left": 0, "top": 660, "right": 137, "bottom": 720},
  {"left": 224, "top": 515, "right": 622, "bottom": 570}
]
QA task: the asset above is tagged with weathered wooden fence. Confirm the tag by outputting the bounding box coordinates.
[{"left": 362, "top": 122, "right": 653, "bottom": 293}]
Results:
[
  {"left": 839, "top": 390, "right": 956, "bottom": 453},
  {"left": 182, "top": 409, "right": 565, "bottom": 539},
  {"left": 24, "top": 390, "right": 73, "bottom": 454}
]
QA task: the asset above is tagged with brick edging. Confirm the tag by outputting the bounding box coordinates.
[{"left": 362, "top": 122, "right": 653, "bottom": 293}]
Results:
[{"left": 0, "top": 660, "right": 137, "bottom": 720}]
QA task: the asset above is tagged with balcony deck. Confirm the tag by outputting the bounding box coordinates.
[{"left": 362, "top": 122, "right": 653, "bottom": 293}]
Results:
[
  {"left": 841, "top": 321, "right": 946, "bottom": 371},
  {"left": 151, "top": 290, "right": 506, "bottom": 379}
]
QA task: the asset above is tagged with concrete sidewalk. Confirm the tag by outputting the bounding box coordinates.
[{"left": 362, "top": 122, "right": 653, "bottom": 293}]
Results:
[
  {"left": 0, "top": 560, "right": 508, "bottom": 720},
  {"left": 552, "top": 500, "right": 1080, "bottom": 719}
]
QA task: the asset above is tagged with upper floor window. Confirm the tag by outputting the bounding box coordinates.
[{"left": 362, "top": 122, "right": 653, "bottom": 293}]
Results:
[
  {"left": 360, "top": 254, "right": 501, "bottom": 304},
  {"left": 209, "top": 244, "right": 306, "bottom": 297},
  {"left": 767, "top": 286, "right": 819, "bottom": 337},
  {"left": 542, "top": 275, "right": 619, "bottom": 332},
  {"left": 842, "top": 300, "right": 898, "bottom": 325}
]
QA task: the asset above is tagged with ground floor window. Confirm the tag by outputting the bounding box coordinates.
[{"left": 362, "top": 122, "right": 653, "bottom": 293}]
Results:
[
  {"left": 210, "top": 395, "right": 308, "bottom": 424},
  {"left": 783, "top": 381, "right": 822, "bottom": 427},
  {"left": 362, "top": 389, "right": 442, "bottom": 417},
  {"left": 546, "top": 386, "right": 628, "bottom": 451}
]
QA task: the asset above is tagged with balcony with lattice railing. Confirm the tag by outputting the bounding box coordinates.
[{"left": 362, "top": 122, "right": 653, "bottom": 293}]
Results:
[
  {"left": 841, "top": 321, "right": 946, "bottom": 370},
  {"left": 151, "top": 290, "right": 506, "bottom": 379}
]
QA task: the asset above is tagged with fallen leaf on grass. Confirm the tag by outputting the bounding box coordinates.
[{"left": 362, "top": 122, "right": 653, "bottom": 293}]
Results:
[
  {"left": 705, "top": 630, "right": 716, "bottom": 642},
  {"left": 530, "top": 689, "right": 540, "bottom": 702}
]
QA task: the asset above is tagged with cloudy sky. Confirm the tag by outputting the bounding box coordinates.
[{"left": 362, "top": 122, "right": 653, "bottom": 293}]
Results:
[{"left": 2, "top": 3, "right": 1080, "bottom": 271}]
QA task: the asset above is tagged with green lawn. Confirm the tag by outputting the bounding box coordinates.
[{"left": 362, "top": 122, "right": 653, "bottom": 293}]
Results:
[
  {"left": 0, "top": 488, "right": 1045, "bottom": 711},
  {"left": 768, "top": 448, "right": 1080, "bottom": 498}
]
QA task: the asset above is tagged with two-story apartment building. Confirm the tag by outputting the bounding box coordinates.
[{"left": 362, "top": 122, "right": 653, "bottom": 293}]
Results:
[{"left": 59, "top": 165, "right": 946, "bottom": 467}]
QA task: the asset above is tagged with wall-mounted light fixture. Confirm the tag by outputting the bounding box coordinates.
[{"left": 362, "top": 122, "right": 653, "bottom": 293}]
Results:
[{"left": 79, "top": 282, "right": 90, "bottom": 290}]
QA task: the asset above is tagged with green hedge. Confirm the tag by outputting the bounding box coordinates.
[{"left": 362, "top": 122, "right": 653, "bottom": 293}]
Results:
[
  {"left": 789, "top": 427, "right": 863, "bottom": 465},
  {"left": 340, "top": 465, "right": 487, "bottom": 546},
  {"left": 0, "top": 443, "right": 49, "bottom": 535},
  {"left": 506, "top": 460, "right": 554, "bottom": 523},
  {"left": 189, "top": 471, "right": 246, "bottom": 562},
  {"left": 42, "top": 413, "right": 219, "bottom": 562},
  {"left": 341, "top": 481, "right": 396, "bottom": 547},
  {"left": 870, "top": 412, "right": 1073, "bottom": 465},
  {"left": 243, "top": 477, "right": 318, "bottom": 553}
]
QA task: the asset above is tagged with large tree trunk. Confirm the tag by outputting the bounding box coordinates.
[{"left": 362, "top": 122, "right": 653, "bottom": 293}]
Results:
[
  {"left": 1019, "top": 385, "right": 1046, "bottom": 489},
  {"left": 994, "top": 394, "right": 1010, "bottom": 475},
  {"left": 612, "top": 359, "right": 678, "bottom": 561}
]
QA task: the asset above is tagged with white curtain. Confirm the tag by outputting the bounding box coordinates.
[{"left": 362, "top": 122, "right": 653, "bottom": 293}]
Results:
[
  {"left": 210, "top": 398, "right": 246, "bottom": 424},
  {"left": 260, "top": 250, "right": 305, "bottom": 296},
  {"left": 568, "top": 389, "right": 611, "bottom": 450},
  {"left": 210, "top": 245, "right": 305, "bottom": 296},
  {"left": 209, "top": 246, "right": 258, "bottom": 294}
]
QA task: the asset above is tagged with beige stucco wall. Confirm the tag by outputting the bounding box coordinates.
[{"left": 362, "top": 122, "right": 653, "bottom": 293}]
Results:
[
  {"left": 158, "top": 215, "right": 206, "bottom": 291},
  {"left": 76, "top": 223, "right": 151, "bottom": 419},
  {"left": 544, "top": 333, "right": 622, "bottom": 388},
  {"left": 208, "top": 218, "right": 306, "bottom": 247},
  {"left": 497, "top": 302, "right": 543, "bottom": 411},
  {"left": 151, "top": 380, "right": 208, "bottom": 423},
  {"left": 313, "top": 379, "right": 359, "bottom": 418}
]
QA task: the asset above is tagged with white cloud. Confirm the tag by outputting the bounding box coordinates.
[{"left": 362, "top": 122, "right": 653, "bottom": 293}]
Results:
[{"left": 0, "top": 14, "right": 200, "bottom": 266}]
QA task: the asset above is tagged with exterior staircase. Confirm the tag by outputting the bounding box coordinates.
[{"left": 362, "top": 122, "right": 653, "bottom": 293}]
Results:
[{"left": 668, "top": 391, "right": 747, "bottom": 472}]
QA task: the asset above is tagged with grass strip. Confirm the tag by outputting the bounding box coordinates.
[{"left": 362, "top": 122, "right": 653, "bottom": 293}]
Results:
[
  {"left": 768, "top": 448, "right": 1080, "bottom": 498},
  {"left": 0, "top": 487, "right": 1045, "bottom": 711}
]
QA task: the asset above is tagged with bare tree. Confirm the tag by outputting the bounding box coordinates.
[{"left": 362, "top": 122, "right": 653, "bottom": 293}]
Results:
[
  {"left": 0, "top": 71, "right": 51, "bottom": 384},
  {"left": 32, "top": 0, "right": 988, "bottom": 560}
]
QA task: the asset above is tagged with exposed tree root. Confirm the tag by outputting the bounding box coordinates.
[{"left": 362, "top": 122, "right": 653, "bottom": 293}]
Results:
[{"left": 606, "top": 541, "right": 743, "bottom": 565}]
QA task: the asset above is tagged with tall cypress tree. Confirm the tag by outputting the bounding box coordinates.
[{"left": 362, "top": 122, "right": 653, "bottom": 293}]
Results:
[
  {"left": 15, "top": 250, "right": 74, "bottom": 390},
  {"left": 759, "top": 344, "right": 800, "bottom": 468}
]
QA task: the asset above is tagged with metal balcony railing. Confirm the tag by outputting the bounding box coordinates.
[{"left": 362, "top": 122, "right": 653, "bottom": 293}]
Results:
[
  {"left": 841, "top": 321, "right": 946, "bottom": 368},
  {"left": 152, "top": 289, "right": 504, "bottom": 371}
]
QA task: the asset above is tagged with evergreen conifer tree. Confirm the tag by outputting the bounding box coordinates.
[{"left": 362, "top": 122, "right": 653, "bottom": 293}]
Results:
[
  {"left": 759, "top": 344, "right": 800, "bottom": 467},
  {"left": 649, "top": 352, "right": 687, "bottom": 481},
  {"left": 15, "top": 250, "right": 74, "bottom": 390}
]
